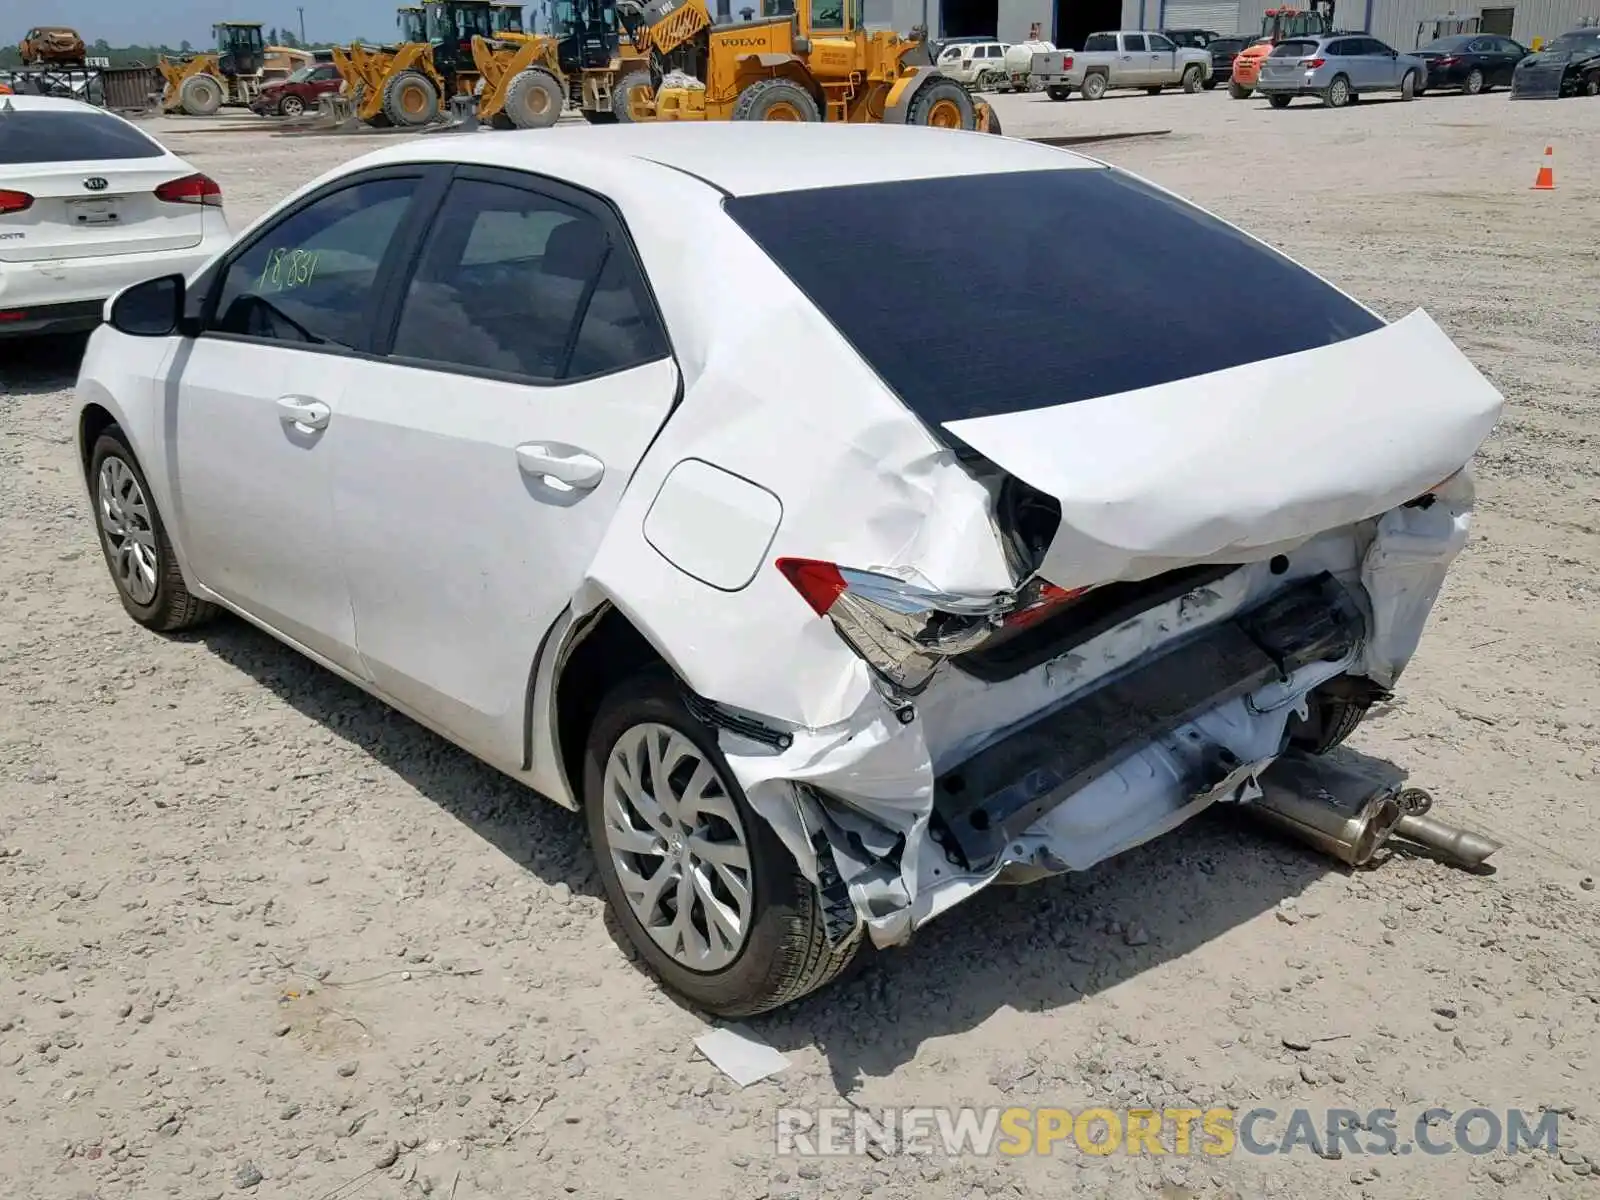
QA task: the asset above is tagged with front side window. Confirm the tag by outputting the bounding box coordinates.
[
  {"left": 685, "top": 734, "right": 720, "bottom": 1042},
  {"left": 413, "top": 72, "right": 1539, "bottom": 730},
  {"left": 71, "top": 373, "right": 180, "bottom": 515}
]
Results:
[
  {"left": 209, "top": 176, "right": 416, "bottom": 348},
  {"left": 390, "top": 178, "right": 664, "bottom": 382},
  {"left": 1148, "top": 33, "right": 1175, "bottom": 50}
]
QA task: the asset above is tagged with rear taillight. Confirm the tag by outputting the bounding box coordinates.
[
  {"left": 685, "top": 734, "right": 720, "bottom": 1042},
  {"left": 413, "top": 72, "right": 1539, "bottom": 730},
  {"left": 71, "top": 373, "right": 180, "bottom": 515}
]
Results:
[
  {"left": 999, "top": 581, "right": 1090, "bottom": 632},
  {"left": 1062, "top": 54, "right": 1073, "bottom": 69},
  {"left": 1435, "top": 54, "right": 1459, "bottom": 65},
  {"left": 776, "top": 557, "right": 1013, "bottom": 694},
  {"left": 1300, "top": 56, "right": 1326, "bottom": 67},
  {"left": 0, "top": 189, "right": 34, "bottom": 215},
  {"left": 155, "top": 173, "right": 223, "bottom": 208}
]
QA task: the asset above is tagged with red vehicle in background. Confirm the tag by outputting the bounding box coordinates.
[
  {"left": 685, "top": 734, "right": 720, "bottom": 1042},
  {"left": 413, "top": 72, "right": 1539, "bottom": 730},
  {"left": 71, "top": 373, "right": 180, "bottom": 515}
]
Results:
[{"left": 250, "top": 60, "right": 344, "bottom": 117}]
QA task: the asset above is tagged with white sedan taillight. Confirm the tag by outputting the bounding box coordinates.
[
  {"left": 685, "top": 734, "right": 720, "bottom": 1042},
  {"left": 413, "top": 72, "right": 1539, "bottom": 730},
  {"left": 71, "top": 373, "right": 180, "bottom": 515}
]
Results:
[
  {"left": 154, "top": 173, "right": 223, "bottom": 208},
  {"left": 0, "top": 189, "right": 34, "bottom": 214},
  {"left": 775, "top": 558, "right": 1087, "bottom": 695}
]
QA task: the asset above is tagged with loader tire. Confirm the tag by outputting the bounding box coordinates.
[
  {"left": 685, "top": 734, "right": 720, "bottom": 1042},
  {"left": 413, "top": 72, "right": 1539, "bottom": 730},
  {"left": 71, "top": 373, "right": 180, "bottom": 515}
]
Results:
[
  {"left": 382, "top": 69, "right": 440, "bottom": 127},
  {"left": 179, "top": 73, "right": 223, "bottom": 116},
  {"left": 1228, "top": 80, "right": 1252, "bottom": 98},
  {"left": 613, "top": 69, "right": 655, "bottom": 122},
  {"left": 581, "top": 108, "right": 619, "bottom": 123},
  {"left": 731, "top": 77, "right": 820, "bottom": 121},
  {"left": 504, "top": 67, "right": 564, "bottom": 128},
  {"left": 352, "top": 85, "right": 393, "bottom": 128},
  {"left": 906, "top": 76, "right": 977, "bottom": 128}
]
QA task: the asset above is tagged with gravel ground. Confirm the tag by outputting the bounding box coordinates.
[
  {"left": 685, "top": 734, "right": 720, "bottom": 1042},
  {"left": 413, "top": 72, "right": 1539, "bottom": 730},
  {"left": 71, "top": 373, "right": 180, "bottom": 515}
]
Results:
[{"left": 2, "top": 93, "right": 1597, "bottom": 1200}]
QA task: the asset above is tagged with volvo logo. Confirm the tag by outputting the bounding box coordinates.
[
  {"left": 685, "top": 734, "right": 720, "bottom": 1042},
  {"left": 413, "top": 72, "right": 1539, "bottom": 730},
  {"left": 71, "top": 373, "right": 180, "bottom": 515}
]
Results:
[{"left": 83, "top": 177, "right": 109, "bottom": 192}]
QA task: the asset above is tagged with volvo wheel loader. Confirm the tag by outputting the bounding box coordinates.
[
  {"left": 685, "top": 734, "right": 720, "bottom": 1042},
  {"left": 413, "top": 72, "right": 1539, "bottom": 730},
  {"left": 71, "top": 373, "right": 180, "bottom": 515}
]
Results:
[
  {"left": 160, "top": 22, "right": 268, "bottom": 116},
  {"left": 614, "top": 0, "right": 998, "bottom": 130}
]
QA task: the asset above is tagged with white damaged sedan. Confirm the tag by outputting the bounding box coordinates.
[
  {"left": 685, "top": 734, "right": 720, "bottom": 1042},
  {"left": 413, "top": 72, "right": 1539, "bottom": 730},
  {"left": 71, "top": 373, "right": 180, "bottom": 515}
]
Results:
[{"left": 74, "top": 123, "right": 1503, "bottom": 1016}]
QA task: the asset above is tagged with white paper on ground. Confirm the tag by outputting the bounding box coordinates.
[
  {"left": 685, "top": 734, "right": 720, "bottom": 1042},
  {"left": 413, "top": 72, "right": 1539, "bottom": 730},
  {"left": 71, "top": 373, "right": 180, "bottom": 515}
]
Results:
[{"left": 694, "top": 1024, "right": 791, "bottom": 1088}]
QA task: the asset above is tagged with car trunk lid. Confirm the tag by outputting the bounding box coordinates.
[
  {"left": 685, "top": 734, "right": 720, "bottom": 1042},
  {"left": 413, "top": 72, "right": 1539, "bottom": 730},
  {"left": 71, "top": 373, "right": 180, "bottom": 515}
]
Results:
[
  {"left": 943, "top": 308, "right": 1503, "bottom": 592},
  {"left": 0, "top": 160, "right": 206, "bottom": 263}
]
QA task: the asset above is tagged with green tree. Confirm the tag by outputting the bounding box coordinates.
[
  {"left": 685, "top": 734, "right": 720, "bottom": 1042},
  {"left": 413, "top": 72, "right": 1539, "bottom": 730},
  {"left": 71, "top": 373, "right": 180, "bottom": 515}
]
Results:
[{"left": 179, "top": 39, "right": 193, "bottom": 53}]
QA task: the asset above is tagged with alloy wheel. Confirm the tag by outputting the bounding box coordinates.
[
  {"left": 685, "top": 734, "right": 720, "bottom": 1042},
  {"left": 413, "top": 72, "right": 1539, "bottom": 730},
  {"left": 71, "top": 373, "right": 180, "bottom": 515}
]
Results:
[
  {"left": 97, "top": 457, "right": 159, "bottom": 606},
  {"left": 601, "top": 723, "right": 754, "bottom": 972}
]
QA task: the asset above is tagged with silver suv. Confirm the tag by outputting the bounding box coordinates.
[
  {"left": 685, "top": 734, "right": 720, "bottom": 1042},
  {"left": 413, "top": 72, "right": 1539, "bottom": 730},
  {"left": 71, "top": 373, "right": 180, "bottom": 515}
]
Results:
[{"left": 1255, "top": 34, "right": 1426, "bottom": 107}]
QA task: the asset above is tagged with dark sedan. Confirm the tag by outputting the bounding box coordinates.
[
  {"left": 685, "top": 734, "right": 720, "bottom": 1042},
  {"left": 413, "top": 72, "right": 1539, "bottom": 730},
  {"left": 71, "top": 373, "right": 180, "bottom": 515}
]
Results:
[
  {"left": 1415, "top": 33, "right": 1528, "bottom": 93},
  {"left": 1204, "top": 35, "right": 1253, "bottom": 88},
  {"left": 1511, "top": 27, "right": 1600, "bottom": 97}
]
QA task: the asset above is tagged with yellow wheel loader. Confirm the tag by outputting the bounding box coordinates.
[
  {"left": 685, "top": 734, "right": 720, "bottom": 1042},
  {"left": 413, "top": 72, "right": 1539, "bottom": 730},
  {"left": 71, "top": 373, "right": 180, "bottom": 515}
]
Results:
[
  {"left": 160, "top": 22, "right": 269, "bottom": 116},
  {"left": 329, "top": 1, "right": 497, "bottom": 129},
  {"left": 471, "top": 32, "right": 568, "bottom": 127},
  {"left": 616, "top": 0, "right": 999, "bottom": 131}
]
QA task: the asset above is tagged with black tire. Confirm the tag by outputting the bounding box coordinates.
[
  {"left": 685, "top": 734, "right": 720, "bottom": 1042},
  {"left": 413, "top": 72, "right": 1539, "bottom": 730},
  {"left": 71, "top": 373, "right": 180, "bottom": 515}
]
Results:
[
  {"left": 1081, "top": 71, "right": 1108, "bottom": 100},
  {"left": 1045, "top": 84, "right": 1072, "bottom": 100},
  {"left": 1202, "top": 77, "right": 1218, "bottom": 89},
  {"left": 179, "top": 73, "right": 223, "bottom": 116},
  {"left": 732, "top": 76, "right": 821, "bottom": 121},
  {"left": 1268, "top": 93, "right": 1291, "bottom": 108},
  {"left": 1145, "top": 85, "right": 1164, "bottom": 95},
  {"left": 1228, "top": 80, "right": 1251, "bottom": 98},
  {"left": 1288, "top": 679, "right": 1377, "bottom": 755},
  {"left": 581, "top": 107, "right": 618, "bottom": 123},
  {"left": 1584, "top": 74, "right": 1599, "bottom": 97},
  {"left": 1322, "top": 73, "right": 1351, "bottom": 107},
  {"left": 88, "top": 429, "right": 215, "bottom": 634},
  {"left": 1181, "top": 64, "right": 1204, "bottom": 93},
  {"left": 1400, "top": 69, "right": 1417, "bottom": 100},
  {"left": 278, "top": 92, "right": 306, "bottom": 117},
  {"left": 504, "top": 67, "right": 563, "bottom": 128},
  {"left": 584, "top": 673, "right": 861, "bottom": 1017},
  {"left": 612, "top": 69, "right": 654, "bottom": 123},
  {"left": 1463, "top": 67, "right": 1484, "bottom": 94},
  {"left": 381, "top": 69, "right": 440, "bottom": 127}
]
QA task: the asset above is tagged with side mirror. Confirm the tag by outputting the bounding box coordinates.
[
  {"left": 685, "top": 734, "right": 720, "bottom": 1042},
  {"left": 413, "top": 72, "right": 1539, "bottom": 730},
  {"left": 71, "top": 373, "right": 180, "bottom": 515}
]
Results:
[{"left": 108, "top": 273, "right": 186, "bottom": 338}]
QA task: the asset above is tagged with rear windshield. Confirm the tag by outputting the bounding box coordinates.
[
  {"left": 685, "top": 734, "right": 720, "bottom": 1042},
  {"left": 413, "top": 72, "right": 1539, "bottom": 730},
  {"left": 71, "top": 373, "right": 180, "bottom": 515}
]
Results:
[
  {"left": 1271, "top": 39, "right": 1320, "bottom": 56},
  {"left": 1420, "top": 35, "right": 1473, "bottom": 51},
  {"left": 1210, "top": 38, "right": 1246, "bottom": 52},
  {"left": 723, "top": 168, "right": 1381, "bottom": 424},
  {"left": 0, "top": 110, "right": 164, "bottom": 164},
  {"left": 1084, "top": 33, "right": 1117, "bottom": 50}
]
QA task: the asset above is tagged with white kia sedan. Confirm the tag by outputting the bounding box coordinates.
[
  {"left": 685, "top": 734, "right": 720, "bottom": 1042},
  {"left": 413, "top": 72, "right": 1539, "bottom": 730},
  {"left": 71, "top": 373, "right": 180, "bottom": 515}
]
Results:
[
  {"left": 0, "top": 95, "right": 231, "bottom": 338},
  {"left": 75, "top": 123, "right": 1503, "bottom": 1017}
]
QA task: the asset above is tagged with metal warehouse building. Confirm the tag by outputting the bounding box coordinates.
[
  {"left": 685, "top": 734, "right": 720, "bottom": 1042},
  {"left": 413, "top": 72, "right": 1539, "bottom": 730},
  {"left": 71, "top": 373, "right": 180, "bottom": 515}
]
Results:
[{"left": 872, "top": 0, "right": 1599, "bottom": 54}]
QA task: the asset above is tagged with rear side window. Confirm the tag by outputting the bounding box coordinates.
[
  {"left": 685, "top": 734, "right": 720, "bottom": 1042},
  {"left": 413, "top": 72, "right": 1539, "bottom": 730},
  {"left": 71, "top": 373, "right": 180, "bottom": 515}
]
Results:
[
  {"left": 391, "top": 178, "right": 665, "bottom": 382},
  {"left": 724, "top": 169, "right": 1381, "bottom": 425},
  {"left": 1123, "top": 34, "right": 1148, "bottom": 50},
  {"left": 0, "top": 110, "right": 163, "bottom": 164}
]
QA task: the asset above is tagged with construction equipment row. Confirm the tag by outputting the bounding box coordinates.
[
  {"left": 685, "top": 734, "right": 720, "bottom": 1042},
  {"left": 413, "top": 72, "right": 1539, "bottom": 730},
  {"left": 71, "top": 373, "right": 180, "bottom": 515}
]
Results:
[{"left": 156, "top": 0, "right": 995, "bottom": 134}]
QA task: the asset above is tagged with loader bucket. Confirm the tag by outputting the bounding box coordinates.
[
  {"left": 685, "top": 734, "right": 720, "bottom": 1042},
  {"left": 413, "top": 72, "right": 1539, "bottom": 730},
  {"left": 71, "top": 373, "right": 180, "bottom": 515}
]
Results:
[
  {"left": 424, "top": 93, "right": 482, "bottom": 133},
  {"left": 311, "top": 94, "right": 362, "bottom": 130}
]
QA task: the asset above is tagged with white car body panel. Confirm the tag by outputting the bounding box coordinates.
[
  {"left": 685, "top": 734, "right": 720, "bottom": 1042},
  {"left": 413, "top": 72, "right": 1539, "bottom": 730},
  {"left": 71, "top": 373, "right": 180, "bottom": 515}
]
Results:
[
  {"left": 73, "top": 124, "right": 1505, "bottom": 950},
  {"left": 329, "top": 355, "right": 682, "bottom": 766}
]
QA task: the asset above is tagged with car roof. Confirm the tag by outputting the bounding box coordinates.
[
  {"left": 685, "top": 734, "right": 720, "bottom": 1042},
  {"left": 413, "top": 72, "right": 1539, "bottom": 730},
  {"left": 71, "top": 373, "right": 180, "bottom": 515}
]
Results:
[
  {"left": 351, "top": 123, "right": 1103, "bottom": 199},
  {"left": 1, "top": 95, "right": 121, "bottom": 114}
]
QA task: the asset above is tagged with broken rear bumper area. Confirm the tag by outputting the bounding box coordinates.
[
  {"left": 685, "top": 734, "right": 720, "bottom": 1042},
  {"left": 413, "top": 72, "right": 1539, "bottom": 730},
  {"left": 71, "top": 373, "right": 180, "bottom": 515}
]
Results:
[{"left": 928, "top": 572, "right": 1364, "bottom": 872}]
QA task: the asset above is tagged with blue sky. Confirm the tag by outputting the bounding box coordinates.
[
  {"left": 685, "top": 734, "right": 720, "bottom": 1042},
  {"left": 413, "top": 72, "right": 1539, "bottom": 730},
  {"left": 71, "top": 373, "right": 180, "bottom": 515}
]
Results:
[{"left": 0, "top": 0, "right": 417, "bottom": 46}]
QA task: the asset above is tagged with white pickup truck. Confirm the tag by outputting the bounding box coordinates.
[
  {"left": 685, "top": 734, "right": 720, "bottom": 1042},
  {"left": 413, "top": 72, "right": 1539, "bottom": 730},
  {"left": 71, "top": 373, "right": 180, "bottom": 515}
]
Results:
[{"left": 1031, "top": 30, "right": 1212, "bottom": 99}]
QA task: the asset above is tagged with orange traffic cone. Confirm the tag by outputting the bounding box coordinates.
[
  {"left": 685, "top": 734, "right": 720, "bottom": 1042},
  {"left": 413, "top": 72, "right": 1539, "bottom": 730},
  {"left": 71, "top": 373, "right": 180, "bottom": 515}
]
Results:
[{"left": 1532, "top": 145, "right": 1556, "bottom": 190}]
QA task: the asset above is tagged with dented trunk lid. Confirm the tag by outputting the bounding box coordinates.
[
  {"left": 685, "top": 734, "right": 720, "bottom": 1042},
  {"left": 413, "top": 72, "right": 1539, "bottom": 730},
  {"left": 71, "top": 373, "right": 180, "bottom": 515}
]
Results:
[{"left": 944, "top": 309, "right": 1504, "bottom": 591}]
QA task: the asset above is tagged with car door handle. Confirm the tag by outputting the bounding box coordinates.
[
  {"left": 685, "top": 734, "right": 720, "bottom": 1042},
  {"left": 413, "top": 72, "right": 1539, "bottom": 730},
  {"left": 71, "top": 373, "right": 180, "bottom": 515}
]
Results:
[
  {"left": 515, "top": 442, "right": 605, "bottom": 489},
  {"left": 276, "top": 395, "right": 331, "bottom": 431}
]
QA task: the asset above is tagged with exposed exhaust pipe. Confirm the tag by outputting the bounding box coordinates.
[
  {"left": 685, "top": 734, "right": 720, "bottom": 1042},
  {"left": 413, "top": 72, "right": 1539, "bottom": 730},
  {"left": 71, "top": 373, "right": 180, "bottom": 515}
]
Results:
[
  {"left": 1390, "top": 812, "right": 1504, "bottom": 870},
  {"left": 1245, "top": 752, "right": 1500, "bottom": 870}
]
